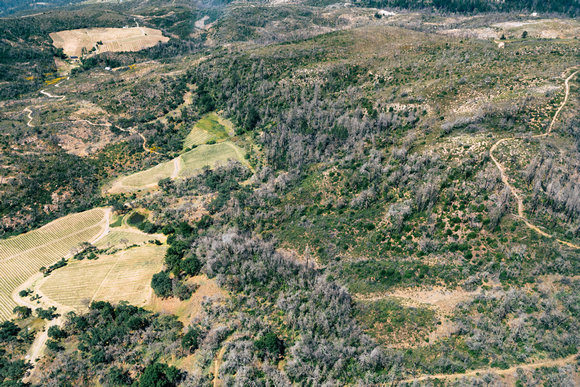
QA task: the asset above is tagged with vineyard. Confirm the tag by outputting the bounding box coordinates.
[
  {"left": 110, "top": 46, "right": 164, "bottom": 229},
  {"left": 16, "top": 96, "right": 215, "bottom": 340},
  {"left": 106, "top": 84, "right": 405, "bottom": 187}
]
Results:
[
  {"left": 182, "top": 127, "right": 215, "bottom": 150},
  {"left": 39, "top": 244, "right": 167, "bottom": 311},
  {"left": 0, "top": 208, "right": 107, "bottom": 320}
]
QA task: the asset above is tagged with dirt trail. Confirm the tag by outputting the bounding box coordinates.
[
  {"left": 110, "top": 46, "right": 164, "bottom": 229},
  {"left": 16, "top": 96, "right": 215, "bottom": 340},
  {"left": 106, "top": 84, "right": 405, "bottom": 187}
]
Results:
[
  {"left": 401, "top": 354, "right": 578, "bottom": 383},
  {"left": 23, "top": 107, "right": 34, "bottom": 127},
  {"left": 489, "top": 69, "right": 580, "bottom": 249},
  {"left": 40, "top": 90, "right": 65, "bottom": 100},
  {"left": 75, "top": 119, "right": 111, "bottom": 127},
  {"left": 171, "top": 157, "right": 181, "bottom": 179},
  {"left": 138, "top": 132, "right": 160, "bottom": 154},
  {"left": 214, "top": 345, "right": 226, "bottom": 387}
]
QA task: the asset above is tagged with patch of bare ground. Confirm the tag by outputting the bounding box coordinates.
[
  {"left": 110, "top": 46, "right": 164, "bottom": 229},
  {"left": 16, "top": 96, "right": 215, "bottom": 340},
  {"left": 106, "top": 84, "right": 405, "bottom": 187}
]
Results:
[
  {"left": 55, "top": 121, "right": 115, "bottom": 155},
  {"left": 356, "top": 286, "right": 481, "bottom": 346},
  {"left": 437, "top": 18, "right": 580, "bottom": 41},
  {"left": 50, "top": 27, "right": 169, "bottom": 58},
  {"left": 148, "top": 274, "right": 228, "bottom": 325}
]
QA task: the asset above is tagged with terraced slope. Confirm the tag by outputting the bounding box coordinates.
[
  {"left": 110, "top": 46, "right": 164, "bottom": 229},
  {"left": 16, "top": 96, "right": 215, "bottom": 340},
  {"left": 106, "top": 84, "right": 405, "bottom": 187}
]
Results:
[{"left": 0, "top": 208, "right": 107, "bottom": 320}]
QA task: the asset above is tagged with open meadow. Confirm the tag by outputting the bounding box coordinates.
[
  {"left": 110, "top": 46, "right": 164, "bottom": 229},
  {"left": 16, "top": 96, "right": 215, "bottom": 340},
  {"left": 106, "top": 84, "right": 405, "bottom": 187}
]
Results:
[
  {"left": 50, "top": 27, "right": 169, "bottom": 57},
  {"left": 39, "top": 244, "right": 167, "bottom": 311},
  {"left": 0, "top": 208, "right": 107, "bottom": 320}
]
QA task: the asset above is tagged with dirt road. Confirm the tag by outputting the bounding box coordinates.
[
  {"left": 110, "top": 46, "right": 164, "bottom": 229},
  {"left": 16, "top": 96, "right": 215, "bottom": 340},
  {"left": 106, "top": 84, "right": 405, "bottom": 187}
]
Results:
[
  {"left": 40, "top": 90, "right": 65, "bottom": 100},
  {"left": 401, "top": 354, "right": 578, "bottom": 383},
  {"left": 23, "top": 107, "right": 33, "bottom": 127},
  {"left": 489, "top": 69, "right": 579, "bottom": 249}
]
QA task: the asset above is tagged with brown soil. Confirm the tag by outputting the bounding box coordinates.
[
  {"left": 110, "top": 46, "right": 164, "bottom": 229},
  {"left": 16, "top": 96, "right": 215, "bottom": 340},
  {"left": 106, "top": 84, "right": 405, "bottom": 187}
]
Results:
[{"left": 50, "top": 27, "right": 169, "bottom": 57}]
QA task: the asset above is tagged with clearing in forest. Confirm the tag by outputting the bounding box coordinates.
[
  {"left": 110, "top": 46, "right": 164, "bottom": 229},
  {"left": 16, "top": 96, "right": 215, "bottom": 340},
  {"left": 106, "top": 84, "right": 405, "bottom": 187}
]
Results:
[
  {"left": 114, "top": 159, "right": 175, "bottom": 190},
  {"left": 39, "top": 244, "right": 167, "bottom": 311},
  {"left": 94, "top": 229, "right": 161, "bottom": 250},
  {"left": 0, "top": 208, "right": 107, "bottom": 320},
  {"left": 178, "top": 142, "right": 246, "bottom": 178},
  {"left": 182, "top": 112, "right": 234, "bottom": 151},
  {"left": 109, "top": 142, "right": 247, "bottom": 192},
  {"left": 50, "top": 27, "right": 169, "bottom": 58}
]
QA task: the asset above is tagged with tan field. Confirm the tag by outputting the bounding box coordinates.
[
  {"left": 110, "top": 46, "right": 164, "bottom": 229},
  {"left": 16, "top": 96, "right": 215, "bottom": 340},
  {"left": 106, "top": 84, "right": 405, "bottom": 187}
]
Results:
[
  {"left": 38, "top": 244, "right": 167, "bottom": 311},
  {"left": 50, "top": 27, "right": 169, "bottom": 57}
]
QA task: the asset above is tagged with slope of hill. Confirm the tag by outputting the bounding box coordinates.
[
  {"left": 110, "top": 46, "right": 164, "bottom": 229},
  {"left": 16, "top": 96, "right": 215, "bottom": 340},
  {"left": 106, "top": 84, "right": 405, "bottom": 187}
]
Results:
[{"left": 2, "top": 0, "right": 580, "bottom": 385}]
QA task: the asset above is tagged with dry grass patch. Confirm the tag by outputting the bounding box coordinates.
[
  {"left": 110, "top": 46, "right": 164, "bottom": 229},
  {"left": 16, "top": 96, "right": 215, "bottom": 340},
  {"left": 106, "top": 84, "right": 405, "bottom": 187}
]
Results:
[
  {"left": 95, "top": 229, "right": 163, "bottom": 250},
  {"left": 110, "top": 159, "right": 176, "bottom": 193},
  {"left": 148, "top": 274, "right": 228, "bottom": 324},
  {"left": 39, "top": 244, "right": 167, "bottom": 311},
  {"left": 50, "top": 27, "right": 169, "bottom": 57},
  {"left": 109, "top": 141, "right": 247, "bottom": 193}
]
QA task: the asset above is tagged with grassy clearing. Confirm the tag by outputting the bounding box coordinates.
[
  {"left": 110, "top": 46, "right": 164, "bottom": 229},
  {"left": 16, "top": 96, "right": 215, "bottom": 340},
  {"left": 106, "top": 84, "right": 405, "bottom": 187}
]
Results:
[
  {"left": 94, "top": 230, "right": 159, "bottom": 250},
  {"left": 0, "top": 208, "right": 107, "bottom": 320},
  {"left": 178, "top": 142, "right": 246, "bottom": 178},
  {"left": 355, "top": 298, "right": 438, "bottom": 347},
  {"left": 110, "top": 141, "right": 247, "bottom": 192},
  {"left": 148, "top": 274, "right": 228, "bottom": 324},
  {"left": 182, "top": 112, "right": 232, "bottom": 151},
  {"left": 39, "top": 244, "right": 167, "bottom": 311}
]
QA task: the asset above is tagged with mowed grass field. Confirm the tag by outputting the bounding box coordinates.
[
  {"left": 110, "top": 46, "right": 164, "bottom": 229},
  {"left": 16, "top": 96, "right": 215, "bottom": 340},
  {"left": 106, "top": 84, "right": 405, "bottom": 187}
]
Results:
[
  {"left": 39, "top": 244, "right": 167, "bottom": 311},
  {"left": 182, "top": 112, "right": 233, "bottom": 150},
  {"left": 110, "top": 142, "right": 247, "bottom": 192},
  {"left": 0, "top": 208, "right": 107, "bottom": 320}
]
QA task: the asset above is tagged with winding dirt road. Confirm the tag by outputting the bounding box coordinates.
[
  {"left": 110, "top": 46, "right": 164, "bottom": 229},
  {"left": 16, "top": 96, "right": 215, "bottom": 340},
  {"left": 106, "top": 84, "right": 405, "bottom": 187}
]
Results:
[
  {"left": 23, "top": 107, "right": 34, "bottom": 127},
  {"left": 489, "top": 69, "right": 580, "bottom": 249},
  {"left": 40, "top": 90, "right": 65, "bottom": 100},
  {"left": 401, "top": 354, "right": 578, "bottom": 384}
]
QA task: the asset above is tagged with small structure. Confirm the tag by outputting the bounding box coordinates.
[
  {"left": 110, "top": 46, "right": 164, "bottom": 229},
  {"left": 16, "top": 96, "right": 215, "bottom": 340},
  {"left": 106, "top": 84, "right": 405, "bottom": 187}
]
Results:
[
  {"left": 377, "top": 10, "right": 396, "bottom": 17},
  {"left": 105, "top": 67, "right": 112, "bottom": 71},
  {"left": 498, "top": 42, "right": 505, "bottom": 49}
]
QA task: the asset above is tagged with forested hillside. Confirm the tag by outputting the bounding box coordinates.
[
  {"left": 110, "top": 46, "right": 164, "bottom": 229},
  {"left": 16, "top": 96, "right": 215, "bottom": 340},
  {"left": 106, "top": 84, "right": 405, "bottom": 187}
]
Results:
[
  {"left": 1, "top": 0, "right": 580, "bottom": 385},
  {"left": 358, "top": 0, "right": 580, "bottom": 16}
]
